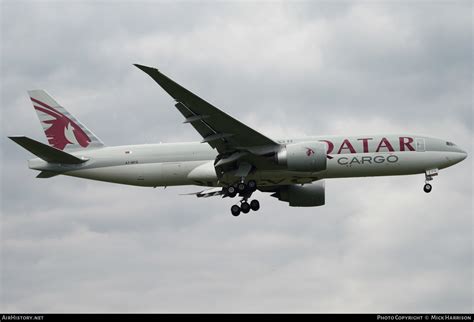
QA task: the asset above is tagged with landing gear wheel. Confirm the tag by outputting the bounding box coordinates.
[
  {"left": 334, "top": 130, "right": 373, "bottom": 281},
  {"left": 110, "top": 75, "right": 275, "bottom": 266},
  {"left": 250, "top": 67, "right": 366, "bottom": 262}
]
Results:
[
  {"left": 247, "top": 180, "right": 257, "bottom": 191},
  {"left": 227, "top": 186, "right": 236, "bottom": 194},
  {"left": 423, "top": 183, "right": 432, "bottom": 193},
  {"left": 231, "top": 205, "right": 241, "bottom": 216},
  {"left": 241, "top": 202, "right": 251, "bottom": 214},
  {"left": 237, "top": 182, "right": 247, "bottom": 192},
  {"left": 250, "top": 199, "right": 260, "bottom": 211},
  {"left": 227, "top": 186, "right": 237, "bottom": 197}
]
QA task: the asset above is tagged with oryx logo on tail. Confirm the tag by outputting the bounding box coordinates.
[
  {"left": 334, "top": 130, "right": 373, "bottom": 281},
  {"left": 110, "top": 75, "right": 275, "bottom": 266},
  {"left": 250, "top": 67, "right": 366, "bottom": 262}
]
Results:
[
  {"left": 31, "top": 97, "right": 91, "bottom": 150},
  {"left": 28, "top": 89, "right": 104, "bottom": 151}
]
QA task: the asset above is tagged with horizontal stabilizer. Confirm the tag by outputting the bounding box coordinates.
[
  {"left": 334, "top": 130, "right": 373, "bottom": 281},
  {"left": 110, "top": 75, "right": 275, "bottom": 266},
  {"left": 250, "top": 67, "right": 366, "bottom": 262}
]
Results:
[{"left": 9, "top": 136, "right": 87, "bottom": 164}]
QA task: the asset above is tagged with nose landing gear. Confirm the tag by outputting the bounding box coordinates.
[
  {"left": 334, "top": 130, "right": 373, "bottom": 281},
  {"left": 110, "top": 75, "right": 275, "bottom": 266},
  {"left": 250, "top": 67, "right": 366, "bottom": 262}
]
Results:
[{"left": 423, "top": 169, "right": 438, "bottom": 193}]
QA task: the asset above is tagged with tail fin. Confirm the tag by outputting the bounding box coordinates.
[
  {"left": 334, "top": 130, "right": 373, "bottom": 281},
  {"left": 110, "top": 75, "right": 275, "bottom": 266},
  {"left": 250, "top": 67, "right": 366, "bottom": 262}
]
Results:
[
  {"left": 8, "top": 136, "right": 87, "bottom": 164},
  {"left": 28, "top": 90, "right": 105, "bottom": 151}
]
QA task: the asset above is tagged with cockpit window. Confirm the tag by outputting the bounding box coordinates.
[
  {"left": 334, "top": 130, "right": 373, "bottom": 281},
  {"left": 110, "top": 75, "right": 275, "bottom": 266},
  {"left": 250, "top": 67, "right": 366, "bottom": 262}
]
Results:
[{"left": 446, "top": 141, "right": 456, "bottom": 146}]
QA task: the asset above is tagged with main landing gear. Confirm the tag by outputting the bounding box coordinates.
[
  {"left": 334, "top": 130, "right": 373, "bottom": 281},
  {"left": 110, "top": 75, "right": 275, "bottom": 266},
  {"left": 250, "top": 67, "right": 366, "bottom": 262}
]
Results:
[
  {"left": 225, "top": 180, "right": 260, "bottom": 216},
  {"left": 423, "top": 169, "right": 438, "bottom": 193},
  {"left": 230, "top": 199, "right": 260, "bottom": 217}
]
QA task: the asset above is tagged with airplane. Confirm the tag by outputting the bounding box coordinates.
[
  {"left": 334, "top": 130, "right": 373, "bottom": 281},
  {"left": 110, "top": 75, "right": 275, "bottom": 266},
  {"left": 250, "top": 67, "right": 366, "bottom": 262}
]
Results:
[{"left": 9, "top": 64, "right": 468, "bottom": 216}]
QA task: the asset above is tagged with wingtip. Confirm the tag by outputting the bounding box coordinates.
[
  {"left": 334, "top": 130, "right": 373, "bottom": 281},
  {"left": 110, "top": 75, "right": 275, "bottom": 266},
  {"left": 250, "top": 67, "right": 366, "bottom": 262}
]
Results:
[{"left": 133, "top": 64, "right": 158, "bottom": 73}]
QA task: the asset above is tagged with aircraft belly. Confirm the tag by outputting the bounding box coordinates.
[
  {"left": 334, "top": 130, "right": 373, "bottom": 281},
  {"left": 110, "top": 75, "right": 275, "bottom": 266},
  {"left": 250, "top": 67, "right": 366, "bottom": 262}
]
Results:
[
  {"left": 160, "top": 162, "right": 197, "bottom": 186},
  {"left": 67, "top": 160, "right": 214, "bottom": 187},
  {"left": 66, "top": 164, "right": 154, "bottom": 186}
]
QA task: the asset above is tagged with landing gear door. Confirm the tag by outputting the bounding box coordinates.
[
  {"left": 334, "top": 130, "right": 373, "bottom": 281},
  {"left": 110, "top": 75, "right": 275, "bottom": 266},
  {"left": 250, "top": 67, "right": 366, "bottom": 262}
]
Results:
[{"left": 415, "top": 138, "right": 425, "bottom": 152}]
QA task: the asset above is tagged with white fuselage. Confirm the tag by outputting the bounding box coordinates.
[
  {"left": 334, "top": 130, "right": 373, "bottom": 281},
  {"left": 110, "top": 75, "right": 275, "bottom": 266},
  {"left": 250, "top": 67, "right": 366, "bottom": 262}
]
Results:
[{"left": 28, "top": 134, "right": 467, "bottom": 188}]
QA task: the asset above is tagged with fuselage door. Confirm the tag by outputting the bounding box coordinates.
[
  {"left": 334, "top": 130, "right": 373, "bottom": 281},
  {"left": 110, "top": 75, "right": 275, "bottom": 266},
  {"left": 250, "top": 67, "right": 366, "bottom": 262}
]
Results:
[{"left": 415, "top": 138, "right": 425, "bottom": 152}]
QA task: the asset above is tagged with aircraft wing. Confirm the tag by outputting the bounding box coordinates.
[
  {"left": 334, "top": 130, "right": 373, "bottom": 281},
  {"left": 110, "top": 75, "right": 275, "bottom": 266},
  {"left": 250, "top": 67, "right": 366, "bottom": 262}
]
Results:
[{"left": 134, "top": 64, "right": 278, "bottom": 154}]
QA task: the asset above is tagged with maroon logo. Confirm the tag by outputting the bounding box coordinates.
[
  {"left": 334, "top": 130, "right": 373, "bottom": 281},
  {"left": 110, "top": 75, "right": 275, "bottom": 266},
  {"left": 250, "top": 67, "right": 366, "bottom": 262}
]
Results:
[
  {"left": 306, "top": 147, "right": 315, "bottom": 157},
  {"left": 320, "top": 137, "right": 415, "bottom": 155},
  {"left": 31, "top": 97, "right": 90, "bottom": 150}
]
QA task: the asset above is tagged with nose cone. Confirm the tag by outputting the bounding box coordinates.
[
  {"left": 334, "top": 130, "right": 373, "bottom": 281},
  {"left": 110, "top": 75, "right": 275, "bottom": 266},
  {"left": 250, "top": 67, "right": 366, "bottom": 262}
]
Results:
[{"left": 450, "top": 149, "right": 467, "bottom": 165}]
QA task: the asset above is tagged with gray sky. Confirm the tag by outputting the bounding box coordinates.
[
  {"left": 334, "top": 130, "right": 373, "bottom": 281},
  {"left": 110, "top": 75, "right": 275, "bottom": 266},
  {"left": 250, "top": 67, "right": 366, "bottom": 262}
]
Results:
[{"left": 1, "top": 0, "right": 472, "bottom": 313}]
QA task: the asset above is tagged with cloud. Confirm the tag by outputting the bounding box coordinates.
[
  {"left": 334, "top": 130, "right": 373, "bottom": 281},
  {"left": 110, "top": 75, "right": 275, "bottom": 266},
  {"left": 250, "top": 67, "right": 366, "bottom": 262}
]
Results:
[{"left": 1, "top": 0, "right": 472, "bottom": 313}]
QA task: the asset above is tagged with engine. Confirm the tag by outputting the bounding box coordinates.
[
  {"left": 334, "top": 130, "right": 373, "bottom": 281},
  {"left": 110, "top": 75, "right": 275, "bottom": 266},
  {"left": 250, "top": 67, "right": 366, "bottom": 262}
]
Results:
[
  {"left": 271, "top": 181, "right": 325, "bottom": 207},
  {"left": 277, "top": 141, "right": 327, "bottom": 172}
]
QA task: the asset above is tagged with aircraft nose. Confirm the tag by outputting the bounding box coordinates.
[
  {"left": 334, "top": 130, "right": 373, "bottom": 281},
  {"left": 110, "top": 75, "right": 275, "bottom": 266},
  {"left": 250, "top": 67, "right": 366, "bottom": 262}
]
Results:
[{"left": 452, "top": 149, "right": 467, "bottom": 164}]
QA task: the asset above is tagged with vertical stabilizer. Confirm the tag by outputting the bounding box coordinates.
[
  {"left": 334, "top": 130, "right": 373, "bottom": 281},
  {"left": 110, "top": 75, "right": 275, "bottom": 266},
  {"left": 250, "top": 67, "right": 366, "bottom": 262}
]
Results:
[{"left": 28, "top": 90, "right": 105, "bottom": 151}]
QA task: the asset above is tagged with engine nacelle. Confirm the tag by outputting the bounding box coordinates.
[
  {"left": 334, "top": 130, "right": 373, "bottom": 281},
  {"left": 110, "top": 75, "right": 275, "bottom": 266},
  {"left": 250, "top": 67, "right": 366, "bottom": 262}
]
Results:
[
  {"left": 272, "top": 181, "right": 325, "bottom": 207},
  {"left": 277, "top": 141, "right": 327, "bottom": 172}
]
